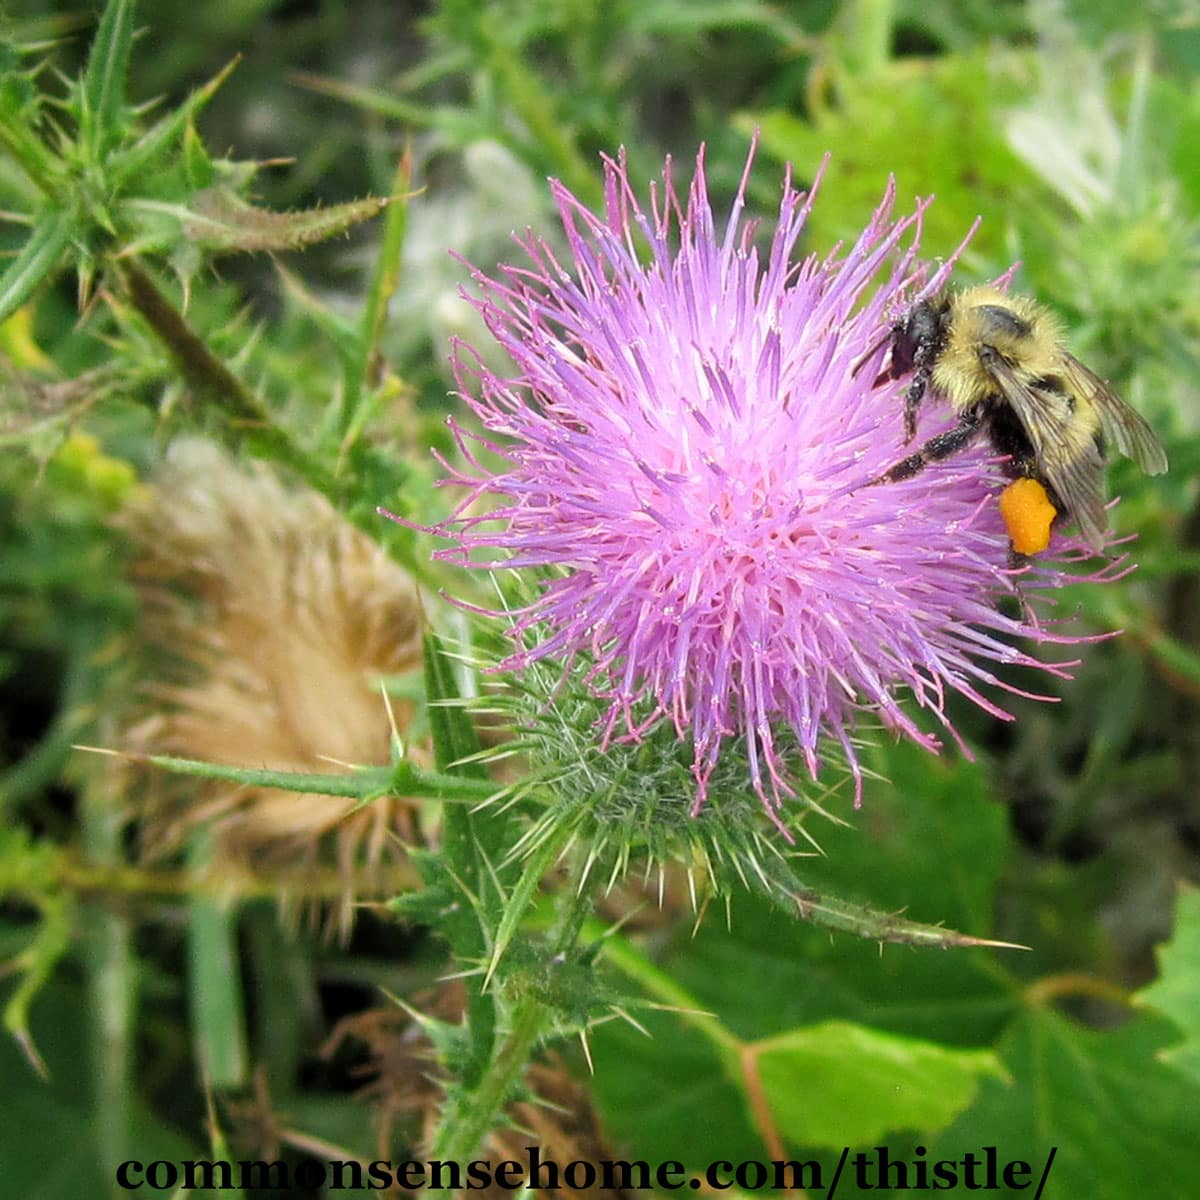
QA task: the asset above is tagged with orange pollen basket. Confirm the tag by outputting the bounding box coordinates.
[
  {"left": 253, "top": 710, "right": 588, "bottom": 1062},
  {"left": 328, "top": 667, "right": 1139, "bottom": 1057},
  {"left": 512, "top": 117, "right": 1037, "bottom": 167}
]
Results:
[{"left": 998, "top": 477, "right": 1058, "bottom": 555}]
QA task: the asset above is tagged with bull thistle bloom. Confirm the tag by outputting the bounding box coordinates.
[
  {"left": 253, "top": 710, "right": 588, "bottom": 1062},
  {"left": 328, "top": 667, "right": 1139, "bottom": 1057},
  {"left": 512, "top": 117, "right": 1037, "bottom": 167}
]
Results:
[{"left": 423, "top": 142, "right": 1112, "bottom": 830}]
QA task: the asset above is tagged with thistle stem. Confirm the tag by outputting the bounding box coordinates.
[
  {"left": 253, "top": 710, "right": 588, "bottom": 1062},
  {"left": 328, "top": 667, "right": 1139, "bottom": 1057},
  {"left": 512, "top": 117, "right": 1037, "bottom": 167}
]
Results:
[
  {"left": 76, "top": 640, "right": 137, "bottom": 1178},
  {"left": 114, "top": 257, "right": 445, "bottom": 586},
  {"left": 115, "top": 259, "right": 345, "bottom": 501},
  {"left": 429, "top": 994, "right": 546, "bottom": 1167},
  {"left": 427, "top": 847, "right": 596, "bottom": 1169},
  {"left": 841, "top": 0, "right": 894, "bottom": 76}
]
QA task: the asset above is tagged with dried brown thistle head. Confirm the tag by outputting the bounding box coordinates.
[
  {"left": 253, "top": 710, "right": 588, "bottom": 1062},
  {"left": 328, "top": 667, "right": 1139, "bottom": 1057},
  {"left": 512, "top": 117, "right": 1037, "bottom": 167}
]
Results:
[{"left": 122, "top": 439, "right": 426, "bottom": 936}]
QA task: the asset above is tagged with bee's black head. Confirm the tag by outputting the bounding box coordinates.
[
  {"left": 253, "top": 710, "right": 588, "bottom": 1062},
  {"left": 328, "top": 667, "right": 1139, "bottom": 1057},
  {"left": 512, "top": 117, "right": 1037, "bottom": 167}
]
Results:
[{"left": 891, "top": 298, "right": 948, "bottom": 374}]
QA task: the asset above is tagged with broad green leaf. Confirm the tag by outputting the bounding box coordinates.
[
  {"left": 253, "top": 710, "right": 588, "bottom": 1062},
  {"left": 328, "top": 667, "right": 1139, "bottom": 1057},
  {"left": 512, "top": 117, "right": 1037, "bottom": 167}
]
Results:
[
  {"left": 592, "top": 751, "right": 1023, "bottom": 1164},
  {"left": 587, "top": 1004, "right": 765, "bottom": 1166},
  {"left": 934, "top": 1006, "right": 1200, "bottom": 1197},
  {"left": 0, "top": 978, "right": 202, "bottom": 1199},
  {"left": 797, "top": 743, "right": 1007, "bottom": 920},
  {"left": 666, "top": 744, "right": 1019, "bottom": 1045},
  {"left": 1137, "top": 884, "right": 1200, "bottom": 1086},
  {"left": 0, "top": 213, "right": 71, "bottom": 327},
  {"left": 757, "top": 1020, "right": 1006, "bottom": 1149}
]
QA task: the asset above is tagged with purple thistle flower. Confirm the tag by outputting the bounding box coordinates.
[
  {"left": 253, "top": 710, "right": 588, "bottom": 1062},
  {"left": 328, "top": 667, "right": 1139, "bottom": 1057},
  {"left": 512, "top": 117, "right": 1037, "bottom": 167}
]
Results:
[{"left": 417, "top": 141, "right": 1118, "bottom": 827}]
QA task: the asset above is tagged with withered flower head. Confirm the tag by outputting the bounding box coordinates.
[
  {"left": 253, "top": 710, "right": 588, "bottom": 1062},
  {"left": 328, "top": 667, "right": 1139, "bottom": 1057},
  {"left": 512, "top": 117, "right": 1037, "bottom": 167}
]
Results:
[{"left": 124, "top": 439, "right": 423, "bottom": 934}]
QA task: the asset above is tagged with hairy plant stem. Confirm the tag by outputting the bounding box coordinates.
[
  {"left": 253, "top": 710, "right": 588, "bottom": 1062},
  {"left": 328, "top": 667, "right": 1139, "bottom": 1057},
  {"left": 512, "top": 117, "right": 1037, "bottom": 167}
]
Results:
[
  {"left": 427, "top": 848, "right": 596, "bottom": 1169},
  {"left": 429, "top": 994, "right": 546, "bottom": 1167},
  {"left": 114, "top": 256, "right": 448, "bottom": 590},
  {"left": 116, "top": 259, "right": 343, "bottom": 491}
]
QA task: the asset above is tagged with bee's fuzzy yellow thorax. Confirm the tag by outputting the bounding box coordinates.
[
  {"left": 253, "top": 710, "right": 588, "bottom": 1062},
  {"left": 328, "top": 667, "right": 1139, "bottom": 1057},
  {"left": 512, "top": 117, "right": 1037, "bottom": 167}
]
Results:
[{"left": 931, "top": 286, "right": 1064, "bottom": 412}]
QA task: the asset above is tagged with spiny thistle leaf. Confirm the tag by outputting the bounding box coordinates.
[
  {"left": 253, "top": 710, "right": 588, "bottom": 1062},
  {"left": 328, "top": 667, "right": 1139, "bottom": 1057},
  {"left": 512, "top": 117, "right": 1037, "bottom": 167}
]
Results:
[
  {"left": 82, "top": 0, "right": 136, "bottom": 161},
  {"left": 72, "top": 745, "right": 498, "bottom": 804},
  {"left": 784, "top": 887, "right": 1028, "bottom": 950},
  {"left": 181, "top": 119, "right": 214, "bottom": 190},
  {"left": 422, "top": 633, "right": 504, "bottom": 1087},
  {"left": 108, "top": 54, "right": 239, "bottom": 189},
  {"left": 0, "top": 50, "right": 59, "bottom": 192},
  {"left": 0, "top": 212, "right": 72, "bottom": 326},
  {"left": 180, "top": 188, "right": 392, "bottom": 254}
]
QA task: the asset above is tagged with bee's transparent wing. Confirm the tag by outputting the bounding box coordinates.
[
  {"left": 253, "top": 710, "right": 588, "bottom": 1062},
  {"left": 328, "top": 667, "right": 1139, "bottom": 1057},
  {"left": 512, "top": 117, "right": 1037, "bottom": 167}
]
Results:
[
  {"left": 987, "top": 361, "right": 1110, "bottom": 551},
  {"left": 1060, "top": 356, "right": 1169, "bottom": 475}
]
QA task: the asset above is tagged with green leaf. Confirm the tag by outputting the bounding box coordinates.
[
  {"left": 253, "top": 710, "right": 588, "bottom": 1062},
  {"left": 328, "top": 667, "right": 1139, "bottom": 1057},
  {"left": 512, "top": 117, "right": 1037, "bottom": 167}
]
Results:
[
  {"left": 1137, "top": 884, "right": 1200, "bottom": 1086},
  {"left": 934, "top": 1006, "right": 1200, "bottom": 1197},
  {"left": 575, "top": 1001, "right": 766, "bottom": 1166},
  {"left": 3, "top": 894, "right": 72, "bottom": 1078},
  {"left": 182, "top": 119, "right": 215, "bottom": 190},
  {"left": 590, "top": 746, "right": 1024, "bottom": 1163},
  {"left": 0, "top": 60, "right": 59, "bottom": 195},
  {"left": 82, "top": 0, "right": 136, "bottom": 161},
  {"left": 0, "top": 212, "right": 71, "bottom": 327},
  {"left": 486, "top": 824, "right": 569, "bottom": 984},
  {"left": 290, "top": 71, "right": 484, "bottom": 139},
  {"left": 0, "top": 977, "right": 202, "bottom": 1198},
  {"left": 424, "top": 632, "right": 487, "bottom": 778},
  {"left": 757, "top": 1020, "right": 1006, "bottom": 1149},
  {"left": 0, "top": 827, "right": 73, "bottom": 1077},
  {"left": 108, "top": 55, "right": 239, "bottom": 190},
  {"left": 339, "top": 148, "right": 413, "bottom": 444},
  {"left": 186, "top": 828, "right": 247, "bottom": 1088}
]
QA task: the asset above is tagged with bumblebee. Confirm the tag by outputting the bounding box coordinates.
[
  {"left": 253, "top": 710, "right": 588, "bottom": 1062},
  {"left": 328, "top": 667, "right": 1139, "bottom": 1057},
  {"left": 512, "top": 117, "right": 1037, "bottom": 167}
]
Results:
[{"left": 870, "top": 285, "right": 1167, "bottom": 551}]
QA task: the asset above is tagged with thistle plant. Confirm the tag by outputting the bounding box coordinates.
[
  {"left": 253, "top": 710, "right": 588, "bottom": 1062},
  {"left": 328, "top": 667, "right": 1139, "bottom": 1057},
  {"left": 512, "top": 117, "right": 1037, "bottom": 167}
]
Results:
[{"left": 386, "top": 143, "right": 1138, "bottom": 1160}]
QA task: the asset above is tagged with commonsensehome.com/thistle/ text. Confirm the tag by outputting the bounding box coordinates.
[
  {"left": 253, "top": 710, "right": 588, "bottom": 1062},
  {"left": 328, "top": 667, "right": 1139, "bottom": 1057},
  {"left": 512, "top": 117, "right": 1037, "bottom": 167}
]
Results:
[{"left": 114, "top": 1144, "right": 1057, "bottom": 1195}]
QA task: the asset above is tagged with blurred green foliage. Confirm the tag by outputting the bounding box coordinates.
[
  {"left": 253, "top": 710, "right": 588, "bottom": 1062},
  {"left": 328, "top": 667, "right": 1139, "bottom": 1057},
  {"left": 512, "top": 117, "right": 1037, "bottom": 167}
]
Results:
[{"left": 2, "top": 1, "right": 1199, "bottom": 1196}]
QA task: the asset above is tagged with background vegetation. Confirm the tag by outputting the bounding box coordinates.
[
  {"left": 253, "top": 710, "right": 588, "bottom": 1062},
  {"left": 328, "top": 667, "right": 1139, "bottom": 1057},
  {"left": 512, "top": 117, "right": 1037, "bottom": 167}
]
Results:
[{"left": 2, "top": 1, "right": 1199, "bottom": 1197}]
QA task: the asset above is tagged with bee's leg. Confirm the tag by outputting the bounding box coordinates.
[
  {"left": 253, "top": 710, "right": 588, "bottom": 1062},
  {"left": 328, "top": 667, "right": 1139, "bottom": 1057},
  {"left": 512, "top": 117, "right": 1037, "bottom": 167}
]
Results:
[
  {"left": 902, "top": 368, "right": 930, "bottom": 443},
  {"left": 900, "top": 328, "right": 947, "bottom": 441},
  {"left": 870, "top": 409, "right": 982, "bottom": 485}
]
